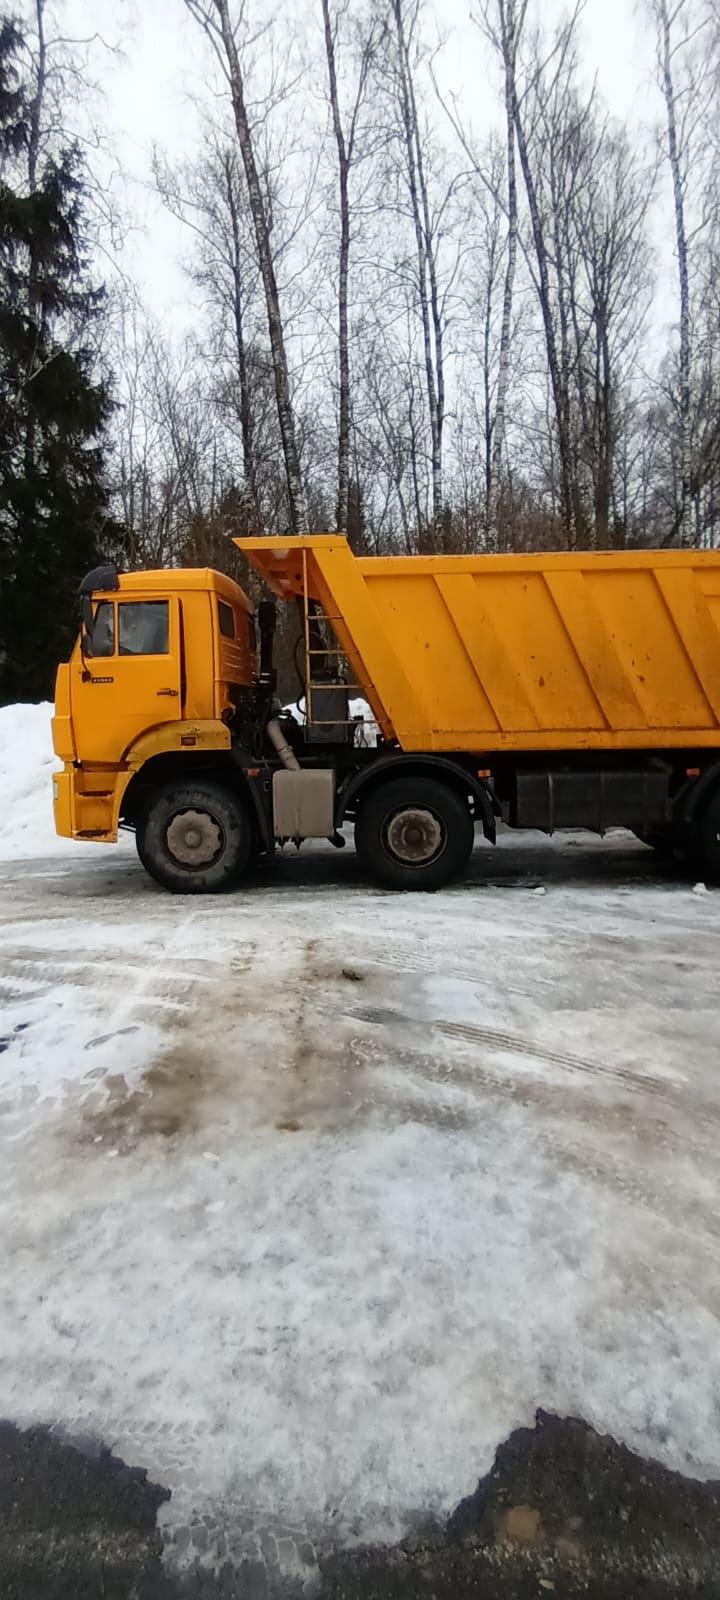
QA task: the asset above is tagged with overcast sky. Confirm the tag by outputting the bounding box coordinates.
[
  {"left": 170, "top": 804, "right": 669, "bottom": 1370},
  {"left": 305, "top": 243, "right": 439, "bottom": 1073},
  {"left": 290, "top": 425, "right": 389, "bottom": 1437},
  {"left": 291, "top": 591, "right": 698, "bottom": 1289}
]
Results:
[{"left": 58, "top": 0, "right": 668, "bottom": 331}]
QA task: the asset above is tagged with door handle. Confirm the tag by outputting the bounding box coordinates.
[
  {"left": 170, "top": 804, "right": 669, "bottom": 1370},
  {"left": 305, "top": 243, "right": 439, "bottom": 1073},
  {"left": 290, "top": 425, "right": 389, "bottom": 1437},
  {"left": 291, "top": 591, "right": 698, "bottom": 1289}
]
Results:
[{"left": 157, "top": 688, "right": 179, "bottom": 697}]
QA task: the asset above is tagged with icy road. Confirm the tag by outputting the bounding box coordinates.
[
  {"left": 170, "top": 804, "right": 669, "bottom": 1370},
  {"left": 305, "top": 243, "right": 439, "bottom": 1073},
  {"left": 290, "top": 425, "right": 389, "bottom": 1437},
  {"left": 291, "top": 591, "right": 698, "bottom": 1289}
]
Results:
[{"left": 1, "top": 810, "right": 720, "bottom": 1584}]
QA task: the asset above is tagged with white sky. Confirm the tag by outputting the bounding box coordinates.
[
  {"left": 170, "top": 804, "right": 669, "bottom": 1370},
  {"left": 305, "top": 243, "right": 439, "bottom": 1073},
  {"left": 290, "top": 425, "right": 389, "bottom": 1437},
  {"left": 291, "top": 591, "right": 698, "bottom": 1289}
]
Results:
[{"left": 57, "top": 0, "right": 669, "bottom": 331}]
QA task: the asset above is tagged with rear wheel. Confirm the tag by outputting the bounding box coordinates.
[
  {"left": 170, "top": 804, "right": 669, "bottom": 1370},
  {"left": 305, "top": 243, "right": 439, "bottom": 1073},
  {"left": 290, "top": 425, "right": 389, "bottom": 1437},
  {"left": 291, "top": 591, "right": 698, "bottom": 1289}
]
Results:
[
  {"left": 136, "top": 779, "right": 254, "bottom": 893},
  {"left": 354, "top": 775, "right": 474, "bottom": 891},
  {"left": 690, "top": 787, "right": 720, "bottom": 885}
]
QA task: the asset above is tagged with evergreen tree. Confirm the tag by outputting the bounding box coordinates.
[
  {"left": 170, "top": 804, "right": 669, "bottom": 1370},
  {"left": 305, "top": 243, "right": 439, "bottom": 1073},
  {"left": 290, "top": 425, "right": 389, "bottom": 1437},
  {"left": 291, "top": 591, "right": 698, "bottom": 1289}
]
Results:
[{"left": 0, "top": 17, "right": 121, "bottom": 705}]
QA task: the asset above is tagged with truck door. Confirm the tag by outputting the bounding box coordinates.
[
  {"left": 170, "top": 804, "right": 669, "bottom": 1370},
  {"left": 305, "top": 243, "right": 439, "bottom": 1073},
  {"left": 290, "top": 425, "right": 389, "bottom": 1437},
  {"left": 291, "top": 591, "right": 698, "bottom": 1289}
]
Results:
[{"left": 71, "top": 595, "right": 182, "bottom": 764}]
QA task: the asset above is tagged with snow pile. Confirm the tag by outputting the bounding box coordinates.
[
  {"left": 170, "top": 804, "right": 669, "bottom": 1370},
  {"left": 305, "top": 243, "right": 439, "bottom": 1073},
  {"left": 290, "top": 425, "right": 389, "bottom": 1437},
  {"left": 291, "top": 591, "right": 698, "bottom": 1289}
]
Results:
[{"left": 0, "top": 702, "right": 74, "bottom": 862}]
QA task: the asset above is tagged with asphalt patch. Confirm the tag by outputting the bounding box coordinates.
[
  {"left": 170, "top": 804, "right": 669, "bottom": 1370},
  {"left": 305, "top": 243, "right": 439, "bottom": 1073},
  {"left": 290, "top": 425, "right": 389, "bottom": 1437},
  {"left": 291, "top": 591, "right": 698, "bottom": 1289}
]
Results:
[
  {"left": 322, "top": 1410, "right": 720, "bottom": 1598},
  {"left": 2, "top": 1412, "right": 720, "bottom": 1598},
  {"left": 0, "top": 1420, "right": 169, "bottom": 1599}
]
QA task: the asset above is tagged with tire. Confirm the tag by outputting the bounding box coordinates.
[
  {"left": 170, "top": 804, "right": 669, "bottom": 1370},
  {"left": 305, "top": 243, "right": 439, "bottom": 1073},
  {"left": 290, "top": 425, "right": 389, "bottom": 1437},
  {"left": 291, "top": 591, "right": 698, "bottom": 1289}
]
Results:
[
  {"left": 354, "top": 775, "right": 474, "bottom": 891},
  {"left": 690, "top": 787, "right": 720, "bottom": 885},
  {"left": 136, "top": 779, "right": 255, "bottom": 893}
]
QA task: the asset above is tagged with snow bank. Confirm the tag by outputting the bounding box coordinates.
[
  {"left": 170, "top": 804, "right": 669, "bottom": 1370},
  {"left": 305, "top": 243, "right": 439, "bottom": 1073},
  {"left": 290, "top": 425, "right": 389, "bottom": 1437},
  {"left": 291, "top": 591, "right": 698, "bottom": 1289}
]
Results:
[{"left": 0, "top": 702, "right": 77, "bottom": 862}]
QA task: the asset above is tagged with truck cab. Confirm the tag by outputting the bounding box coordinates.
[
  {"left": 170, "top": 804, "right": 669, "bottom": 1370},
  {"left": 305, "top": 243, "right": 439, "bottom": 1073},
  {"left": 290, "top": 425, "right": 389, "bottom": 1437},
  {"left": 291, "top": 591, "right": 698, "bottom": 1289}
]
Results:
[{"left": 52, "top": 566, "right": 254, "bottom": 846}]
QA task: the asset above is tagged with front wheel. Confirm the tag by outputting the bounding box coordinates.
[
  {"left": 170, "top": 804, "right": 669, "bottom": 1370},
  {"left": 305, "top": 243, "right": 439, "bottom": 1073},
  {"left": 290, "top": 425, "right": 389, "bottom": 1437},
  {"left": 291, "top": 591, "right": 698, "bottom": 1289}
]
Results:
[
  {"left": 136, "top": 779, "right": 255, "bottom": 893},
  {"left": 354, "top": 776, "right": 474, "bottom": 891}
]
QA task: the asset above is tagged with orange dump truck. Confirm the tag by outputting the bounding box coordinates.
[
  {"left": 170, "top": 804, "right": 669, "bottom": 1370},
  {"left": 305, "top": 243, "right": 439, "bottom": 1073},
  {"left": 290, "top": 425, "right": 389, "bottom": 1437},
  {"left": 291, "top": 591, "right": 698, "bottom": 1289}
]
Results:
[{"left": 52, "top": 537, "right": 720, "bottom": 891}]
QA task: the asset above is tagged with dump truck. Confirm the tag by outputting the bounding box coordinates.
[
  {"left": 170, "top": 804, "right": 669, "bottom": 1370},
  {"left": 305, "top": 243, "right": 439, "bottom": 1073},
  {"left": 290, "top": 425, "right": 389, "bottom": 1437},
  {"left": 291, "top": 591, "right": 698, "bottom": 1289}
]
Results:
[{"left": 52, "top": 536, "right": 720, "bottom": 892}]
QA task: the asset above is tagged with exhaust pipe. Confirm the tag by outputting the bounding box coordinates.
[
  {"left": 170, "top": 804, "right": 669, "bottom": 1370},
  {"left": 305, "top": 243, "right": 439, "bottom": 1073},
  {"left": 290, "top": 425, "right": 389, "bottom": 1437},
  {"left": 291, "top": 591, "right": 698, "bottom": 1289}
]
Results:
[{"left": 266, "top": 717, "right": 300, "bottom": 771}]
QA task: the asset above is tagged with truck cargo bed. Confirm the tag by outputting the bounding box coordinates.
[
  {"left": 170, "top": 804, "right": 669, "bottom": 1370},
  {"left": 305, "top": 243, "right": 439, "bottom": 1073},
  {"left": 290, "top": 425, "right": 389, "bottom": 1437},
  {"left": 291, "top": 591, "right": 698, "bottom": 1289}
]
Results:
[{"left": 236, "top": 537, "right": 720, "bottom": 755}]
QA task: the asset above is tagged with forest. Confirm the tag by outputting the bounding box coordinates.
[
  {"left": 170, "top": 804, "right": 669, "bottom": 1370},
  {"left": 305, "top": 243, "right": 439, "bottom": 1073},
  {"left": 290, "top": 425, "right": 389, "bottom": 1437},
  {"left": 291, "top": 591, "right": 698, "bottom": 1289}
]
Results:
[{"left": 0, "top": 0, "right": 719, "bottom": 698}]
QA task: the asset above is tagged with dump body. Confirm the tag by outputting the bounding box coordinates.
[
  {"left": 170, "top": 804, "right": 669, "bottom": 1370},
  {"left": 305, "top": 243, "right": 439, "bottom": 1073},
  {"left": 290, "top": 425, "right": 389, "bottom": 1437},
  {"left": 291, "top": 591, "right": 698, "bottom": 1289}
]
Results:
[{"left": 236, "top": 537, "right": 720, "bottom": 754}]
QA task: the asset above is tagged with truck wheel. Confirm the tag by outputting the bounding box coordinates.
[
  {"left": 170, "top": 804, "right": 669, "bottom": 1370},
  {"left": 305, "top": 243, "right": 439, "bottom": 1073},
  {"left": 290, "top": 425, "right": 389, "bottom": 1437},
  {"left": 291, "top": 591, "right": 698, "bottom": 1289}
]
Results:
[
  {"left": 136, "top": 779, "right": 254, "bottom": 893},
  {"left": 354, "top": 776, "right": 474, "bottom": 890},
  {"left": 690, "top": 787, "right": 720, "bottom": 885}
]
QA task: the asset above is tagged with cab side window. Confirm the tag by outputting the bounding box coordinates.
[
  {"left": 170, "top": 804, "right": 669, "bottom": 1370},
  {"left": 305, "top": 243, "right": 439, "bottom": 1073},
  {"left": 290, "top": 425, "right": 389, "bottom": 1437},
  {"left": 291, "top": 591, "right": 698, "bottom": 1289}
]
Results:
[
  {"left": 118, "top": 601, "right": 169, "bottom": 656},
  {"left": 90, "top": 601, "right": 115, "bottom": 657},
  {"left": 218, "top": 600, "right": 235, "bottom": 639}
]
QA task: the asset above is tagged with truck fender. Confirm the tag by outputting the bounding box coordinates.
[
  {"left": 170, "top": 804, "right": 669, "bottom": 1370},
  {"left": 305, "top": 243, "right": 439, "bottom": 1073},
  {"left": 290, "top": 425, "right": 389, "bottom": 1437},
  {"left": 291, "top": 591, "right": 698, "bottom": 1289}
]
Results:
[
  {"left": 112, "top": 720, "right": 232, "bottom": 833},
  {"left": 336, "top": 755, "right": 496, "bottom": 842}
]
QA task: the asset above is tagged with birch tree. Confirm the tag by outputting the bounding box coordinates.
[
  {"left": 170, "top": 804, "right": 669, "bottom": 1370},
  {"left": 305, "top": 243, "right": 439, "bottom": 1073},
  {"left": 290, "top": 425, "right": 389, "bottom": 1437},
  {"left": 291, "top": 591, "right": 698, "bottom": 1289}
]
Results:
[
  {"left": 183, "top": 0, "right": 308, "bottom": 534},
  {"left": 650, "top": 0, "right": 717, "bottom": 545},
  {"left": 390, "top": 0, "right": 446, "bottom": 531},
  {"left": 479, "top": 0, "right": 526, "bottom": 541},
  {"left": 654, "top": 0, "right": 692, "bottom": 543},
  {"left": 320, "top": 0, "right": 376, "bottom": 535}
]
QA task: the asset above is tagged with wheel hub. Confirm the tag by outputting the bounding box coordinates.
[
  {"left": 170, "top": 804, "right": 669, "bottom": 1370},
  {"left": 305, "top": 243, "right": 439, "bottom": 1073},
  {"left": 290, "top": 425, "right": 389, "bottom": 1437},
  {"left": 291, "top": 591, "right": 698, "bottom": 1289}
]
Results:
[
  {"left": 385, "top": 806, "right": 444, "bottom": 866},
  {"left": 166, "top": 809, "right": 223, "bottom": 867}
]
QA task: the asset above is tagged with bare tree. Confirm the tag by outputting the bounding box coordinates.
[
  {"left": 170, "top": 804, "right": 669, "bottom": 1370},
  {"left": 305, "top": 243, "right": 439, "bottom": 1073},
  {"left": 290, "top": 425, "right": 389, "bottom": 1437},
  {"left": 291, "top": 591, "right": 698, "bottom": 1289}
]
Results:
[
  {"left": 653, "top": 0, "right": 694, "bottom": 543},
  {"left": 320, "top": 0, "right": 377, "bottom": 535},
  {"left": 183, "top": 0, "right": 308, "bottom": 534},
  {"left": 647, "top": 0, "right": 720, "bottom": 547},
  {"left": 390, "top": 0, "right": 446, "bottom": 530},
  {"left": 574, "top": 128, "right": 655, "bottom": 546},
  {"left": 496, "top": 4, "right": 585, "bottom": 543},
  {"left": 430, "top": 51, "right": 522, "bottom": 548},
  {"left": 155, "top": 134, "right": 264, "bottom": 521},
  {"left": 481, "top": 0, "right": 526, "bottom": 541},
  {"left": 113, "top": 313, "right": 216, "bottom": 567}
]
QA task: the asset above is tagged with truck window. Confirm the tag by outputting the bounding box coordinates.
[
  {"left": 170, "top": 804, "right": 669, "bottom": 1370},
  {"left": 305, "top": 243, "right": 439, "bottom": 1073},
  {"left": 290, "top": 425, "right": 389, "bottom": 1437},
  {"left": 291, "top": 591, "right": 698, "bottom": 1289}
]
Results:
[
  {"left": 218, "top": 600, "right": 235, "bottom": 639},
  {"left": 90, "top": 601, "right": 115, "bottom": 657},
  {"left": 118, "top": 601, "right": 169, "bottom": 656}
]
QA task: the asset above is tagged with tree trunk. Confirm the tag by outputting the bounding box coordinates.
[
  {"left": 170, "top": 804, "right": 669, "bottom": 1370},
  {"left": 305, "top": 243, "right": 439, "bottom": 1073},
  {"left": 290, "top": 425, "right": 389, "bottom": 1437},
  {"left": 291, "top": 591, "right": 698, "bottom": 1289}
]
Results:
[
  {"left": 482, "top": 267, "right": 493, "bottom": 544},
  {"left": 491, "top": 0, "right": 520, "bottom": 545},
  {"left": 392, "top": 0, "right": 443, "bottom": 529},
  {"left": 27, "top": 0, "right": 45, "bottom": 192},
  {"left": 210, "top": 0, "right": 308, "bottom": 535},
  {"left": 320, "top": 0, "right": 351, "bottom": 535},
  {"left": 658, "top": 0, "right": 692, "bottom": 547},
  {"left": 511, "top": 77, "right": 576, "bottom": 545},
  {"left": 24, "top": 0, "right": 47, "bottom": 485},
  {"left": 222, "top": 152, "right": 258, "bottom": 518}
]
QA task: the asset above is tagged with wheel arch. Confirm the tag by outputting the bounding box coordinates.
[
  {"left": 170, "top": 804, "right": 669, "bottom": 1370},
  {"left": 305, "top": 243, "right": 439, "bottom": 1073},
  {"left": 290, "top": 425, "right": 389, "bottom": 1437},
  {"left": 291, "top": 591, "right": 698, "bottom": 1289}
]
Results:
[
  {"left": 120, "top": 750, "right": 237, "bottom": 826},
  {"left": 114, "top": 720, "right": 232, "bottom": 832},
  {"left": 337, "top": 754, "right": 496, "bottom": 842}
]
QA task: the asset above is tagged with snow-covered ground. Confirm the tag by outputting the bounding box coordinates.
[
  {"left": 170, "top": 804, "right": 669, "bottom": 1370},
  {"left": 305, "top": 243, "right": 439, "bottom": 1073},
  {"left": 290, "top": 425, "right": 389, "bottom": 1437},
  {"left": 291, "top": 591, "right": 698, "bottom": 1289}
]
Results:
[{"left": 1, "top": 705, "right": 720, "bottom": 1584}]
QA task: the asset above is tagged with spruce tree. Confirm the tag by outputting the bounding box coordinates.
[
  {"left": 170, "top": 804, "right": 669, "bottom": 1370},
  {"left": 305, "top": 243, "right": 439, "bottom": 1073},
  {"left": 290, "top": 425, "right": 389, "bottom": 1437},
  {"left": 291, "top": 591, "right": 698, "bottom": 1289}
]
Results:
[{"left": 0, "top": 17, "right": 121, "bottom": 705}]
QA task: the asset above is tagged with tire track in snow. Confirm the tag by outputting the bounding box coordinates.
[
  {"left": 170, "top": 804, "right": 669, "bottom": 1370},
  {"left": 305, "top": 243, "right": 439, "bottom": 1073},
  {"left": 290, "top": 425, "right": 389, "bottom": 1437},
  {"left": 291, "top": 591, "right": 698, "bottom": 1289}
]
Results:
[
  {"left": 351, "top": 1004, "right": 688, "bottom": 1105},
  {"left": 373, "top": 1042, "right": 720, "bottom": 1267},
  {"left": 0, "top": 946, "right": 224, "bottom": 1021}
]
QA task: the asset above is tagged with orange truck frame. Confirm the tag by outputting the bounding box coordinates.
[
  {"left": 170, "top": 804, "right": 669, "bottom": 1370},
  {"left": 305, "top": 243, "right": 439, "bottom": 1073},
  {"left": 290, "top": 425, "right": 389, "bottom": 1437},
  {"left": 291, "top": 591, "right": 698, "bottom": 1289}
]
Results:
[{"left": 52, "top": 536, "right": 720, "bottom": 892}]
